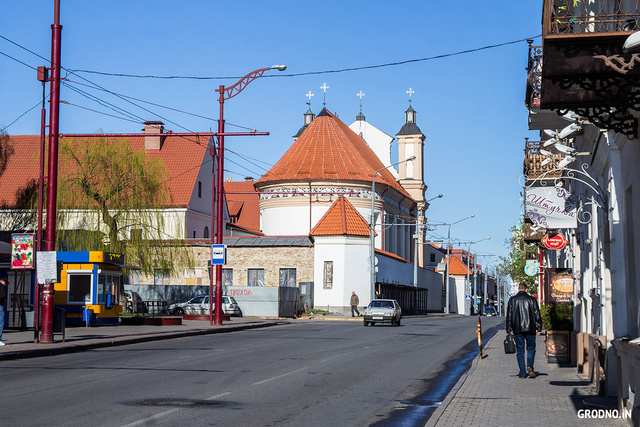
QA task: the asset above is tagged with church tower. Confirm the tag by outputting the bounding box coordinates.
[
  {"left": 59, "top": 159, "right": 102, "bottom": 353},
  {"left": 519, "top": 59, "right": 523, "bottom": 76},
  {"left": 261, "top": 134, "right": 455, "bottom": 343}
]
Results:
[{"left": 396, "top": 100, "right": 426, "bottom": 210}]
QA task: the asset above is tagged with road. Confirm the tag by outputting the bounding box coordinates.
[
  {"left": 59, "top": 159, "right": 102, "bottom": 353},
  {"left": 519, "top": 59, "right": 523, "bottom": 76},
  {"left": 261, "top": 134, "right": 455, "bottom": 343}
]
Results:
[{"left": 0, "top": 316, "right": 503, "bottom": 426}]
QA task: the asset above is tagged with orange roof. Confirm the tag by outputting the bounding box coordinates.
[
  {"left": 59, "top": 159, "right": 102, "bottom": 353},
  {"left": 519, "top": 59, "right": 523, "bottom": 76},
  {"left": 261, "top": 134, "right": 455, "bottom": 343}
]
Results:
[
  {"left": 0, "top": 134, "right": 210, "bottom": 208},
  {"left": 257, "top": 108, "right": 412, "bottom": 199},
  {"left": 435, "top": 255, "right": 472, "bottom": 276},
  {"left": 375, "top": 248, "right": 408, "bottom": 263},
  {"left": 223, "top": 180, "right": 260, "bottom": 233},
  {"left": 310, "top": 196, "right": 371, "bottom": 237}
]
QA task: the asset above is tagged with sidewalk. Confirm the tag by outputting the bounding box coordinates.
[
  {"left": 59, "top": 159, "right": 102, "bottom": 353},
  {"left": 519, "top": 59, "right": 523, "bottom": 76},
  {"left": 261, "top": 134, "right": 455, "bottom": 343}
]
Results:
[
  {"left": 426, "top": 329, "right": 628, "bottom": 427},
  {"left": 0, "top": 317, "right": 286, "bottom": 361}
]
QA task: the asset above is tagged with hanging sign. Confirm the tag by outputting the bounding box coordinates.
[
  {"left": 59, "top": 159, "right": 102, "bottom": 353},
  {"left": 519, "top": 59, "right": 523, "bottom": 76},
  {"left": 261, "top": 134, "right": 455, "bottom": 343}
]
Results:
[
  {"left": 542, "top": 233, "right": 569, "bottom": 250},
  {"left": 524, "top": 263, "right": 539, "bottom": 277},
  {"left": 11, "top": 233, "right": 34, "bottom": 269},
  {"left": 525, "top": 186, "right": 577, "bottom": 229}
]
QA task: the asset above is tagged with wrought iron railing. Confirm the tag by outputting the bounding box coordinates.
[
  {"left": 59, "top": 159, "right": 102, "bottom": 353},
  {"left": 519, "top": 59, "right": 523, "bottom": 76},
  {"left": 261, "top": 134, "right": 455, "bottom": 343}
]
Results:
[
  {"left": 544, "top": 0, "right": 640, "bottom": 36},
  {"left": 525, "top": 41, "right": 542, "bottom": 109},
  {"left": 523, "top": 139, "right": 564, "bottom": 178}
]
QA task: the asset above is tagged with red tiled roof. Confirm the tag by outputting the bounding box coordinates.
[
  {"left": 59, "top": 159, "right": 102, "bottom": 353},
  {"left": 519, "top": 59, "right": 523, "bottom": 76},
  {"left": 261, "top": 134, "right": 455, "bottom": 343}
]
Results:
[
  {"left": 435, "top": 255, "right": 472, "bottom": 276},
  {"left": 310, "top": 196, "right": 371, "bottom": 237},
  {"left": 375, "top": 248, "right": 409, "bottom": 263},
  {"left": 223, "top": 181, "right": 260, "bottom": 233},
  {"left": 257, "top": 108, "right": 412, "bottom": 199},
  {"left": 0, "top": 134, "right": 210, "bottom": 208}
]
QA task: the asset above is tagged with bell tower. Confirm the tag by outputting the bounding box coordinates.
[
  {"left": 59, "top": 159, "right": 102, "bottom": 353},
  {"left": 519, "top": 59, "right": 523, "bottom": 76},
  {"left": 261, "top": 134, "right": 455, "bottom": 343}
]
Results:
[{"left": 396, "top": 89, "right": 426, "bottom": 209}]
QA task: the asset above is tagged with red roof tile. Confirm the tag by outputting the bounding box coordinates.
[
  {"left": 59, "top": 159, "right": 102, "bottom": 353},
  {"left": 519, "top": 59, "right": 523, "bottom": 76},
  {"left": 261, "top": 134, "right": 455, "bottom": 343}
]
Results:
[
  {"left": 310, "top": 196, "right": 372, "bottom": 237},
  {"left": 257, "top": 108, "right": 412, "bottom": 199},
  {"left": 223, "top": 180, "right": 260, "bottom": 233},
  {"left": 0, "top": 134, "right": 210, "bottom": 208}
]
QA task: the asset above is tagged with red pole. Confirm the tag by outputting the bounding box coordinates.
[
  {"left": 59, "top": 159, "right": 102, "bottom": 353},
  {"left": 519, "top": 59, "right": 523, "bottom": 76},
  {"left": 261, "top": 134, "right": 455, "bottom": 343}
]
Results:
[
  {"left": 214, "top": 85, "right": 225, "bottom": 325},
  {"left": 41, "top": 0, "right": 62, "bottom": 343}
]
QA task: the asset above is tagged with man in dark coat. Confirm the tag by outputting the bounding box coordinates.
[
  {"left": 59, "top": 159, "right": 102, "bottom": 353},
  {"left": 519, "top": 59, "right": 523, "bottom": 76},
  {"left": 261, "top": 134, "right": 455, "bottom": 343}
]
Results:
[{"left": 506, "top": 283, "right": 542, "bottom": 378}]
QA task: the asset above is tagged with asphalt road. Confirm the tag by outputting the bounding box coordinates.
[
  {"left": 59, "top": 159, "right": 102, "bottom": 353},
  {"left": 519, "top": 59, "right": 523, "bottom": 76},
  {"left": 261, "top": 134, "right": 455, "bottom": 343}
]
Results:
[{"left": 0, "top": 316, "right": 503, "bottom": 426}]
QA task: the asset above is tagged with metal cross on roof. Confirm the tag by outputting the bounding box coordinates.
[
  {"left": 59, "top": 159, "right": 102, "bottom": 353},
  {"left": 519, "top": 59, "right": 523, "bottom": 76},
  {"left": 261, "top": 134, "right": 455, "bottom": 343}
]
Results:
[
  {"left": 320, "top": 83, "right": 330, "bottom": 106},
  {"left": 357, "top": 91, "right": 365, "bottom": 111},
  {"left": 407, "top": 87, "right": 415, "bottom": 104},
  {"left": 306, "top": 91, "right": 314, "bottom": 107}
]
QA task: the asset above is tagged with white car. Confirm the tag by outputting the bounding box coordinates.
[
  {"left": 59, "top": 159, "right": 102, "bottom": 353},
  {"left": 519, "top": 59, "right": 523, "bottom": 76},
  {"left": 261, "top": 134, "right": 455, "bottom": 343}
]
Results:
[
  {"left": 363, "top": 299, "right": 402, "bottom": 326},
  {"left": 167, "top": 295, "right": 241, "bottom": 316}
]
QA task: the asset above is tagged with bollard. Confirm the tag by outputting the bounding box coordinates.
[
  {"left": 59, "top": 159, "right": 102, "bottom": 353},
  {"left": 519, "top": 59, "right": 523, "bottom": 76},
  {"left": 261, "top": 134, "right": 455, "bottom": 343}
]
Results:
[{"left": 477, "top": 314, "right": 483, "bottom": 358}]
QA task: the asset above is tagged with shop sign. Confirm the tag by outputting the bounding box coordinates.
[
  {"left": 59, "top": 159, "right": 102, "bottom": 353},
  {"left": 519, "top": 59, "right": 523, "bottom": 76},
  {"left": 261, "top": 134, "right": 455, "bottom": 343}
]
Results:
[
  {"left": 542, "top": 233, "right": 568, "bottom": 250},
  {"left": 524, "top": 263, "right": 539, "bottom": 277},
  {"left": 550, "top": 276, "right": 573, "bottom": 304},
  {"left": 525, "top": 186, "right": 577, "bottom": 229}
]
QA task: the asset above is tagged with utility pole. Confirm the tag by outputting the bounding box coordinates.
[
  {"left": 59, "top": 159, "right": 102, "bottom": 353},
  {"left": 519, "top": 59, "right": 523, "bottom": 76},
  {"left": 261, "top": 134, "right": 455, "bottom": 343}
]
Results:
[{"left": 41, "top": 0, "right": 62, "bottom": 344}]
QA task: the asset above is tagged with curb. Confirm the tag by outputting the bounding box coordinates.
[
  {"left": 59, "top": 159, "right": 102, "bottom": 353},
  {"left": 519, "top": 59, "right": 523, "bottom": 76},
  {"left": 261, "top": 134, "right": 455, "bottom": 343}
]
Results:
[{"left": 0, "top": 320, "right": 288, "bottom": 361}]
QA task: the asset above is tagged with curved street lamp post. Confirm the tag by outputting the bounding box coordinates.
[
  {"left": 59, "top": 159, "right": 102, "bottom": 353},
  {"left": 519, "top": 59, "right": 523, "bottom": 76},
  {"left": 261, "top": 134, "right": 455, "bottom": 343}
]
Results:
[{"left": 212, "top": 65, "right": 286, "bottom": 325}]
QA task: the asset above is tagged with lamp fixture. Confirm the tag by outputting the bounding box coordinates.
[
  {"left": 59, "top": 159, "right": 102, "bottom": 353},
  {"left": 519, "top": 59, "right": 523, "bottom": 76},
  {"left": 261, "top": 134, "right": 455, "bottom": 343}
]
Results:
[
  {"left": 558, "top": 155, "right": 576, "bottom": 169},
  {"left": 555, "top": 143, "right": 576, "bottom": 155}
]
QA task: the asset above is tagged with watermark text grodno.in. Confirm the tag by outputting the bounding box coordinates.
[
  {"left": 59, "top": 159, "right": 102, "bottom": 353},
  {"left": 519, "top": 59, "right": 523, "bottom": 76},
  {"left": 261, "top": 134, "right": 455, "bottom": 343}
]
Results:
[{"left": 578, "top": 409, "right": 632, "bottom": 419}]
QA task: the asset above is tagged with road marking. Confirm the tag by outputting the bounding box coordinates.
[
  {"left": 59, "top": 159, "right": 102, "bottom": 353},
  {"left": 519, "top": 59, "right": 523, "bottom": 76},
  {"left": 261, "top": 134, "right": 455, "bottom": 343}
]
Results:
[
  {"left": 252, "top": 367, "right": 309, "bottom": 385},
  {"left": 207, "top": 391, "right": 232, "bottom": 401},
  {"left": 121, "top": 408, "right": 180, "bottom": 427},
  {"left": 320, "top": 351, "right": 352, "bottom": 363}
]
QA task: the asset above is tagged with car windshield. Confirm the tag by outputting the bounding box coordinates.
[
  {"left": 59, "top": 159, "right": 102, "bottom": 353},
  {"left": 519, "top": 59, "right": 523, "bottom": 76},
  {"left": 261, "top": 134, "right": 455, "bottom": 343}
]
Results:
[{"left": 369, "top": 301, "right": 393, "bottom": 308}]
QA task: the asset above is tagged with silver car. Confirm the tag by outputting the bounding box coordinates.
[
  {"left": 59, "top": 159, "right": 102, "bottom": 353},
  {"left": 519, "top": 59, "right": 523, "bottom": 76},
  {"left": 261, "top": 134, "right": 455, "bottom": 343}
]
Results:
[
  {"left": 167, "top": 295, "right": 241, "bottom": 316},
  {"left": 363, "top": 299, "right": 402, "bottom": 326}
]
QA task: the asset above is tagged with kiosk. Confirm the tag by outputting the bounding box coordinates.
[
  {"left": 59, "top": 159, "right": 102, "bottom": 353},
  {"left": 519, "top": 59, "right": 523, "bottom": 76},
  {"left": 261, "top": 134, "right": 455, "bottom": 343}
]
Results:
[{"left": 53, "top": 251, "right": 126, "bottom": 325}]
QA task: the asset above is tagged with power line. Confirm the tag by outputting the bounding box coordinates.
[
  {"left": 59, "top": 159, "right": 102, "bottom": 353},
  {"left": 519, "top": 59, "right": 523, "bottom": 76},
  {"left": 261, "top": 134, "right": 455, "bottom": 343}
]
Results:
[{"left": 65, "top": 35, "right": 541, "bottom": 80}]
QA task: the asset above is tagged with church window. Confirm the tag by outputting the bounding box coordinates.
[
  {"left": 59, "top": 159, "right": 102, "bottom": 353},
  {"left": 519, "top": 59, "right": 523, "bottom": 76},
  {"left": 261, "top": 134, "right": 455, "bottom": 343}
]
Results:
[{"left": 323, "top": 261, "right": 333, "bottom": 289}]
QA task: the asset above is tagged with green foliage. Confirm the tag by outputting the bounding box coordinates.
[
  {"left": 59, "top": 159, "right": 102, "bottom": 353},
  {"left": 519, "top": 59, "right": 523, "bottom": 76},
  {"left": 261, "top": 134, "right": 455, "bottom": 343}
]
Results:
[
  {"left": 56, "top": 136, "right": 193, "bottom": 275},
  {"left": 0, "top": 130, "right": 14, "bottom": 179},
  {"left": 540, "top": 303, "right": 573, "bottom": 331},
  {"left": 496, "top": 219, "right": 538, "bottom": 293}
]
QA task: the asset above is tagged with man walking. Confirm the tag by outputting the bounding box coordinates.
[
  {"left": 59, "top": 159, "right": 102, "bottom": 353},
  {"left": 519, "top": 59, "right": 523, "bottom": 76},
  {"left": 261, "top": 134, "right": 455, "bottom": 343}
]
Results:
[
  {"left": 350, "top": 291, "right": 360, "bottom": 317},
  {"left": 0, "top": 278, "right": 7, "bottom": 346},
  {"left": 506, "top": 283, "right": 542, "bottom": 378}
]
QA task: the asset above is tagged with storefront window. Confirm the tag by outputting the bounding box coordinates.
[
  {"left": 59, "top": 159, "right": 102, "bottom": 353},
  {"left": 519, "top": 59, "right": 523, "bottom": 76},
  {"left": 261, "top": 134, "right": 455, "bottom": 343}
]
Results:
[{"left": 68, "top": 273, "right": 92, "bottom": 304}]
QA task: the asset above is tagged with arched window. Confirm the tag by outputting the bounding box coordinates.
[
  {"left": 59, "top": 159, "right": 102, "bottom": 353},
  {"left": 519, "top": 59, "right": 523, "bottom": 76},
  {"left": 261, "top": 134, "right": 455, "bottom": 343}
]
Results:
[
  {"left": 204, "top": 226, "right": 209, "bottom": 239},
  {"left": 198, "top": 181, "right": 202, "bottom": 198}
]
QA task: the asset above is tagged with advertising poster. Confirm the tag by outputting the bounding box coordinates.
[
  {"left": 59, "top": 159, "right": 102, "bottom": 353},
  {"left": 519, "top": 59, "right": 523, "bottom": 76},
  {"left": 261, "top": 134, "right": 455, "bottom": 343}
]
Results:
[
  {"left": 11, "top": 233, "right": 34, "bottom": 269},
  {"left": 545, "top": 269, "right": 573, "bottom": 304}
]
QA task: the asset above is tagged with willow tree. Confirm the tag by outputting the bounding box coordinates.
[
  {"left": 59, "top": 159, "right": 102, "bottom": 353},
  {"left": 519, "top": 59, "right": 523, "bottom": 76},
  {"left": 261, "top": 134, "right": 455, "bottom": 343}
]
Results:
[
  {"left": 56, "top": 136, "right": 193, "bottom": 275},
  {"left": 496, "top": 219, "right": 538, "bottom": 292}
]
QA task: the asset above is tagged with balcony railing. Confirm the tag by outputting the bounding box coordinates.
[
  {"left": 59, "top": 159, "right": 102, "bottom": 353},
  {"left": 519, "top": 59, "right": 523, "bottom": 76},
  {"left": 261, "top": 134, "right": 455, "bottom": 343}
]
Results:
[
  {"left": 543, "top": 0, "right": 640, "bottom": 36},
  {"left": 523, "top": 139, "right": 563, "bottom": 179},
  {"left": 525, "top": 42, "right": 542, "bottom": 109}
]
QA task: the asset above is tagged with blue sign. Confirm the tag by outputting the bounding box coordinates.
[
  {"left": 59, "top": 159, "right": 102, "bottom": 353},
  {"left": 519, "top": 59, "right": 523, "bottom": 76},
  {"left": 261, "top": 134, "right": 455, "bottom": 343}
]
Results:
[
  {"left": 465, "top": 295, "right": 472, "bottom": 301},
  {"left": 211, "top": 244, "right": 226, "bottom": 265},
  {"left": 524, "top": 263, "right": 539, "bottom": 277}
]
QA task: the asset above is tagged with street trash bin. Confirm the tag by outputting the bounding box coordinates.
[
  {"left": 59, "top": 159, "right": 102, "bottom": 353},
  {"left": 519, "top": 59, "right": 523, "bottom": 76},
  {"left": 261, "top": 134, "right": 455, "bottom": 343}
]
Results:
[{"left": 53, "top": 307, "right": 66, "bottom": 342}]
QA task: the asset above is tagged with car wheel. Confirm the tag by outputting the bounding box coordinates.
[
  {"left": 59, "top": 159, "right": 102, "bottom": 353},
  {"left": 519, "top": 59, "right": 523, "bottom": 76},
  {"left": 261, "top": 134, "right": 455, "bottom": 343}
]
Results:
[
  {"left": 391, "top": 317, "right": 396, "bottom": 326},
  {"left": 173, "top": 307, "right": 184, "bottom": 316},
  {"left": 363, "top": 321, "right": 368, "bottom": 327},
  {"left": 397, "top": 317, "right": 401, "bottom": 326},
  {"left": 370, "top": 322, "right": 375, "bottom": 326}
]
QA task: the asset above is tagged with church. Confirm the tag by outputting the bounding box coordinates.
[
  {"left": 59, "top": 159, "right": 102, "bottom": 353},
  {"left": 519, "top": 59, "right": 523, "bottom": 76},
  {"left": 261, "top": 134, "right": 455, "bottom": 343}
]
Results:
[{"left": 213, "top": 98, "right": 444, "bottom": 316}]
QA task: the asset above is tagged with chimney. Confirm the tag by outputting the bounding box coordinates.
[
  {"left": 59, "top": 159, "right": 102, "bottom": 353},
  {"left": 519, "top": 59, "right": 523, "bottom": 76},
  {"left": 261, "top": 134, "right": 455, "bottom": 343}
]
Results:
[
  {"left": 143, "top": 121, "right": 165, "bottom": 150},
  {"left": 244, "top": 176, "right": 254, "bottom": 181}
]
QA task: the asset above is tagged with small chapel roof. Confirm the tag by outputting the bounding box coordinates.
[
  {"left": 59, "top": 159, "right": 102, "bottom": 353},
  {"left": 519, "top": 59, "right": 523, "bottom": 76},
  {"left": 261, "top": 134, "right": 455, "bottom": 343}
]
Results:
[{"left": 310, "top": 196, "right": 373, "bottom": 237}]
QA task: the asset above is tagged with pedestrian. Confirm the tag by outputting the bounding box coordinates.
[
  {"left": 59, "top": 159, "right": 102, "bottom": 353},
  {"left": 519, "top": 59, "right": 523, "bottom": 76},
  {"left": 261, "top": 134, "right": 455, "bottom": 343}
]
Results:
[
  {"left": 350, "top": 291, "right": 361, "bottom": 317},
  {"left": 0, "top": 278, "right": 7, "bottom": 346},
  {"left": 506, "top": 282, "right": 542, "bottom": 378}
]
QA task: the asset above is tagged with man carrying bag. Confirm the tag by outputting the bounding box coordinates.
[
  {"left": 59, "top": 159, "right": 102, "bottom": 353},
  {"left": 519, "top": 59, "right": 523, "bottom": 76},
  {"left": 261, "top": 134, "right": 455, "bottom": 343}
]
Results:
[{"left": 506, "top": 283, "right": 542, "bottom": 378}]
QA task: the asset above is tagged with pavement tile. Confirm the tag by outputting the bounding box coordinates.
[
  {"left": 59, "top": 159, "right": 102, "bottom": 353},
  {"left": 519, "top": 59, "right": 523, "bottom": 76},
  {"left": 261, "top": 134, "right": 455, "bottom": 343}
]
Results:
[{"left": 426, "top": 329, "right": 628, "bottom": 427}]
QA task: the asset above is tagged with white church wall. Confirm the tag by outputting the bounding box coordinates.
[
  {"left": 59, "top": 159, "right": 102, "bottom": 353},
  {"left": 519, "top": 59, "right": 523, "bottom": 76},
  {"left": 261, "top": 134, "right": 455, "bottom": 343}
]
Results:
[{"left": 313, "top": 236, "right": 370, "bottom": 315}]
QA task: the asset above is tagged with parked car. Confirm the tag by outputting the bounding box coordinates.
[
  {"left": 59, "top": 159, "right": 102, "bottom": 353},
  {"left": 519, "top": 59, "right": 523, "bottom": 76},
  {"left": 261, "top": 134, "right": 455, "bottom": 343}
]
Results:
[
  {"left": 123, "top": 290, "right": 148, "bottom": 313},
  {"left": 484, "top": 306, "right": 497, "bottom": 316},
  {"left": 167, "top": 295, "right": 241, "bottom": 316},
  {"left": 363, "top": 299, "right": 402, "bottom": 326}
]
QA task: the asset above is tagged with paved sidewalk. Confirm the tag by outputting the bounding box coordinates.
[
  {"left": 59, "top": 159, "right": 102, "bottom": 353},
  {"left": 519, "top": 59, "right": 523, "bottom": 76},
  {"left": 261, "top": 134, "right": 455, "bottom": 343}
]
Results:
[
  {"left": 426, "top": 329, "right": 628, "bottom": 426},
  {"left": 0, "top": 317, "right": 286, "bottom": 361}
]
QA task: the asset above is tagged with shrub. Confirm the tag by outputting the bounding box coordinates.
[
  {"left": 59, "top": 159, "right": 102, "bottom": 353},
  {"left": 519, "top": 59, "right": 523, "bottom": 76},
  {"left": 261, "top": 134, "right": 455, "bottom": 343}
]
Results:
[{"left": 540, "top": 303, "right": 573, "bottom": 331}]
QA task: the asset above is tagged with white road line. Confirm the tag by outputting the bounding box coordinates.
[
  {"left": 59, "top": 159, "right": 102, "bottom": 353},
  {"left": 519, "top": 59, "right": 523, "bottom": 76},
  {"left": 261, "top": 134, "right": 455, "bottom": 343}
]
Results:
[
  {"left": 320, "top": 351, "right": 352, "bottom": 363},
  {"left": 252, "top": 367, "right": 309, "bottom": 386},
  {"left": 121, "top": 408, "right": 180, "bottom": 427},
  {"left": 207, "top": 391, "right": 232, "bottom": 401}
]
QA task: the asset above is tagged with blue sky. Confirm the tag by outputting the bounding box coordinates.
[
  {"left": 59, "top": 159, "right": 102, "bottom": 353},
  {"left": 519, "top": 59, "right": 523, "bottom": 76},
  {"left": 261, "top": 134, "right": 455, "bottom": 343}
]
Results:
[{"left": 0, "top": 1, "right": 543, "bottom": 268}]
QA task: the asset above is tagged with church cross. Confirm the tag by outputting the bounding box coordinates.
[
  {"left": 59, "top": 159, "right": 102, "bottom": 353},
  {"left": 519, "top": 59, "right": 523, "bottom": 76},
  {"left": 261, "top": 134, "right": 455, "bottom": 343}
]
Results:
[
  {"left": 357, "top": 91, "right": 365, "bottom": 112},
  {"left": 320, "top": 83, "right": 330, "bottom": 106},
  {"left": 406, "top": 87, "right": 415, "bottom": 104},
  {"left": 306, "top": 91, "right": 314, "bottom": 106}
]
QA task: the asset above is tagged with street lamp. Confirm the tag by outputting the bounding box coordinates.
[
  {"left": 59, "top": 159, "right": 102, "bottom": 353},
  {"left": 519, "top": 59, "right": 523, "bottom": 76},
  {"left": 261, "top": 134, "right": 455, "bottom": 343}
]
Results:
[
  {"left": 413, "top": 194, "right": 443, "bottom": 314},
  {"left": 369, "top": 156, "right": 416, "bottom": 302},
  {"left": 443, "top": 215, "right": 475, "bottom": 314},
  {"left": 463, "top": 237, "right": 491, "bottom": 316},
  {"left": 212, "top": 65, "right": 286, "bottom": 325}
]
